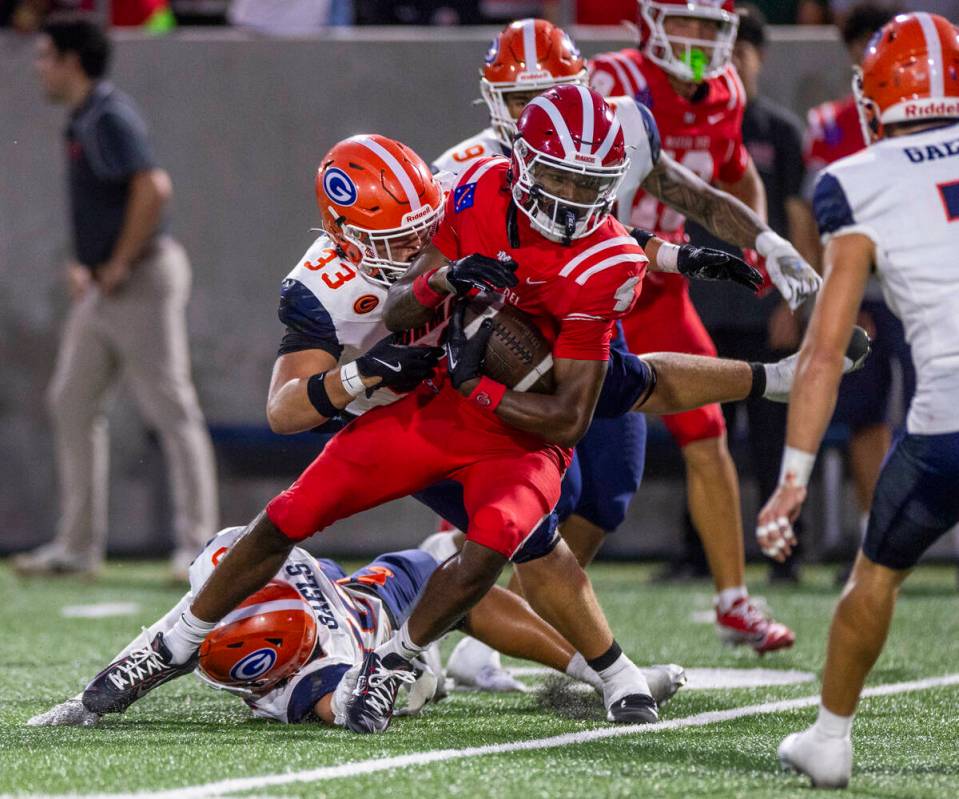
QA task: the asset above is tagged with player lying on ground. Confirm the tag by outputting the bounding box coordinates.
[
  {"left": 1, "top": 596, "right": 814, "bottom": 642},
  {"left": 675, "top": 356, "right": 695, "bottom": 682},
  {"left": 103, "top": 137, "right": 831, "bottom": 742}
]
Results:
[
  {"left": 75, "top": 114, "right": 866, "bottom": 736},
  {"left": 28, "top": 527, "right": 687, "bottom": 728},
  {"left": 434, "top": 17, "right": 821, "bottom": 674},
  {"left": 753, "top": 13, "right": 959, "bottom": 789}
]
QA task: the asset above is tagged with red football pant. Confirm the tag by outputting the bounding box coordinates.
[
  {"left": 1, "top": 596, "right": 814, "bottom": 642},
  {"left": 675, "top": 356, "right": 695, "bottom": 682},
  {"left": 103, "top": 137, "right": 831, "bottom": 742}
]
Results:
[
  {"left": 622, "top": 273, "right": 726, "bottom": 447},
  {"left": 266, "top": 384, "right": 565, "bottom": 560}
]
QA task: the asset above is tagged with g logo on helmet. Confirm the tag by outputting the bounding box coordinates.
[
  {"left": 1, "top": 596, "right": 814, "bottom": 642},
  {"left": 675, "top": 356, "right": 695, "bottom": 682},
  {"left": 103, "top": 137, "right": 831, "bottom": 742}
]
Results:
[
  {"left": 229, "top": 648, "right": 277, "bottom": 682},
  {"left": 323, "top": 167, "right": 358, "bottom": 206}
]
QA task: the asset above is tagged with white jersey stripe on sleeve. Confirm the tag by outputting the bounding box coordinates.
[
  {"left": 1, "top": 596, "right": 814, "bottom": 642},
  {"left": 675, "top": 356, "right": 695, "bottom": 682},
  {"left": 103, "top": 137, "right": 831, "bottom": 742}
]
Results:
[
  {"left": 457, "top": 156, "right": 503, "bottom": 189},
  {"left": 522, "top": 19, "right": 538, "bottom": 72},
  {"left": 595, "top": 55, "right": 635, "bottom": 98},
  {"left": 576, "top": 84, "right": 594, "bottom": 154},
  {"left": 917, "top": 13, "right": 945, "bottom": 98},
  {"left": 575, "top": 253, "right": 647, "bottom": 286},
  {"left": 559, "top": 236, "right": 635, "bottom": 277},
  {"left": 355, "top": 135, "right": 421, "bottom": 210},
  {"left": 619, "top": 54, "right": 647, "bottom": 95},
  {"left": 528, "top": 96, "right": 577, "bottom": 157}
]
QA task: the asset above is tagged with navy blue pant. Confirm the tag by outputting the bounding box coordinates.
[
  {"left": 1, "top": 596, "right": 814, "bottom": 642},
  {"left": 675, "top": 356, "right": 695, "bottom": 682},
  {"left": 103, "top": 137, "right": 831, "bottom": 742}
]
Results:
[{"left": 863, "top": 430, "right": 959, "bottom": 570}]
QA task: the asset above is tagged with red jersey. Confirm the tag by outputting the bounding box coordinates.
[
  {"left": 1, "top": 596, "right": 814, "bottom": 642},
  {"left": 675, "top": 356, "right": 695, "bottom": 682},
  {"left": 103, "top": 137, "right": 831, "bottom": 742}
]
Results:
[
  {"left": 432, "top": 157, "right": 647, "bottom": 362},
  {"left": 803, "top": 95, "right": 866, "bottom": 172},
  {"left": 588, "top": 48, "right": 749, "bottom": 243}
]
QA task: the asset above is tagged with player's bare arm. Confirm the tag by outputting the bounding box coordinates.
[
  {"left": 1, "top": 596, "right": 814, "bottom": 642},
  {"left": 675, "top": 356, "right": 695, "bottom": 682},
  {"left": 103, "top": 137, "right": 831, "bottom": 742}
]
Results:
[
  {"left": 757, "top": 233, "right": 874, "bottom": 561},
  {"left": 716, "top": 155, "right": 767, "bottom": 222},
  {"left": 266, "top": 349, "right": 341, "bottom": 434},
  {"left": 642, "top": 152, "right": 765, "bottom": 250},
  {"left": 384, "top": 243, "right": 519, "bottom": 333}
]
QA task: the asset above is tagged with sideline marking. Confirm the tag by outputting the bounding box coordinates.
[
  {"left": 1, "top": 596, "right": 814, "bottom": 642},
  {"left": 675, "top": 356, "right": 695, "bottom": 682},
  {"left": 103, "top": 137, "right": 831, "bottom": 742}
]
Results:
[
  {"left": 14, "top": 673, "right": 959, "bottom": 799},
  {"left": 60, "top": 603, "right": 140, "bottom": 619},
  {"left": 506, "top": 666, "right": 816, "bottom": 690}
]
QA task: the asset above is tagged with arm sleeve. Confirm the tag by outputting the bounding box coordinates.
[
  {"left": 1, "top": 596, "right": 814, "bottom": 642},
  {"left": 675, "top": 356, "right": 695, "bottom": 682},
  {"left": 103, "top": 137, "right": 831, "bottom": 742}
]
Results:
[
  {"left": 276, "top": 279, "right": 343, "bottom": 359},
  {"left": 286, "top": 661, "right": 352, "bottom": 724},
  {"left": 90, "top": 109, "right": 156, "bottom": 181},
  {"left": 812, "top": 171, "right": 877, "bottom": 247}
]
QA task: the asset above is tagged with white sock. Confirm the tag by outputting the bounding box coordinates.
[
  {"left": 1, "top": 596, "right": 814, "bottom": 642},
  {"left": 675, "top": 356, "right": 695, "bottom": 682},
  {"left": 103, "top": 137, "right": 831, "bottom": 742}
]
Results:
[
  {"left": 596, "top": 653, "right": 650, "bottom": 701},
  {"left": 453, "top": 637, "right": 501, "bottom": 670},
  {"left": 716, "top": 585, "right": 748, "bottom": 615},
  {"left": 375, "top": 620, "right": 425, "bottom": 663},
  {"left": 859, "top": 512, "right": 870, "bottom": 542},
  {"left": 164, "top": 608, "right": 216, "bottom": 664},
  {"left": 565, "top": 652, "right": 603, "bottom": 691},
  {"left": 813, "top": 704, "right": 853, "bottom": 739},
  {"left": 762, "top": 354, "right": 796, "bottom": 400}
]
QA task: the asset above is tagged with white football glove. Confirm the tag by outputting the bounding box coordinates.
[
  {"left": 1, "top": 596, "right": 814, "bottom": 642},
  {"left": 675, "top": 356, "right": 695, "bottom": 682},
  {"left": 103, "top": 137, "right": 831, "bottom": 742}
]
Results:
[
  {"left": 756, "top": 230, "right": 821, "bottom": 311},
  {"left": 330, "top": 661, "right": 361, "bottom": 727}
]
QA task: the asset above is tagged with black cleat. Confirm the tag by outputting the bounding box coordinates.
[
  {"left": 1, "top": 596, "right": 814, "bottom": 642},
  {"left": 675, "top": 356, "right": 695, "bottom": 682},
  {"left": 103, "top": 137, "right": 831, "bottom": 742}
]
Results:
[
  {"left": 344, "top": 651, "right": 416, "bottom": 734},
  {"left": 606, "top": 692, "right": 660, "bottom": 724},
  {"left": 82, "top": 632, "right": 197, "bottom": 715}
]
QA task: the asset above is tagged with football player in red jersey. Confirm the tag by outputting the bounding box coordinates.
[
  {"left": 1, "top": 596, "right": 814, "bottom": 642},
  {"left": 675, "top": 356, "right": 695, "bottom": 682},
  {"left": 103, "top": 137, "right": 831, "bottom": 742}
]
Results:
[{"left": 589, "top": 0, "right": 809, "bottom": 653}]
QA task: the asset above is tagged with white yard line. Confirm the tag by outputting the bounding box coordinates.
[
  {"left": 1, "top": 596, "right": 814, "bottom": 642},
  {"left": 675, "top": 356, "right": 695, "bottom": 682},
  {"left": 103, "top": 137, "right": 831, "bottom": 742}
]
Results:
[{"left": 12, "top": 673, "right": 959, "bottom": 799}]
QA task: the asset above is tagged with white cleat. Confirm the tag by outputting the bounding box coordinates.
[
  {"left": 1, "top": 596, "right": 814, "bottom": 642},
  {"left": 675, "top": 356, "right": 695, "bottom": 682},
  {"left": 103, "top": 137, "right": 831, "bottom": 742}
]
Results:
[
  {"left": 778, "top": 726, "right": 852, "bottom": 789},
  {"left": 446, "top": 637, "right": 527, "bottom": 693},
  {"left": 643, "top": 664, "right": 687, "bottom": 707},
  {"left": 27, "top": 698, "right": 100, "bottom": 727}
]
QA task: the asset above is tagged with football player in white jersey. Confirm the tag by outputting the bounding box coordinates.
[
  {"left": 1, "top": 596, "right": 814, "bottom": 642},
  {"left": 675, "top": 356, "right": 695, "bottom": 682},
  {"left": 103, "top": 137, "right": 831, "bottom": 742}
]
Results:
[
  {"left": 29, "top": 526, "right": 687, "bottom": 727},
  {"left": 755, "top": 14, "right": 959, "bottom": 788}
]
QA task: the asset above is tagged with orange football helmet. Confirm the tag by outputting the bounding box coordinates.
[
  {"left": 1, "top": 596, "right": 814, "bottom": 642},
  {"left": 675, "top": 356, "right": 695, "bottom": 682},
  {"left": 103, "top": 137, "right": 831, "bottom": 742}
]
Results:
[
  {"left": 481, "top": 18, "right": 587, "bottom": 145},
  {"left": 197, "top": 580, "right": 317, "bottom": 693},
  {"left": 855, "top": 12, "right": 959, "bottom": 143},
  {"left": 316, "top": 134, "right": 444, "bottom": 287}
]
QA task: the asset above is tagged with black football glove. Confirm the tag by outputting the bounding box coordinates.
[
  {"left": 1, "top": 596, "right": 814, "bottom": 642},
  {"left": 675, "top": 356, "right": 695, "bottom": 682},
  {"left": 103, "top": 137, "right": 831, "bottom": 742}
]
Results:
[
  {"left": 676, "top": 244, "right": 763, "bottom": 292},
  {"left": 356, "top": 334, "right": 443, "bottom": 395},
  {"left": 445, "top": 253, "right": 518, "bottom": 296},
  {"left": 445, "top": 301, "right": 495, "bottom": 390}
]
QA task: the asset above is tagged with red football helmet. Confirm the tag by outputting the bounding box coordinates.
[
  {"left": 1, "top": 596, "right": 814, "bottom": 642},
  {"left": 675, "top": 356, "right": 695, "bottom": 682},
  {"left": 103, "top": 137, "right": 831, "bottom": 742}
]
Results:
[
  {"left": 638, "top": 0, "right": 738, "bottom": 83},
  {"left": 316, "top": 134, "right": 444, "bottom": 287},
  {"left": 197, "top": 580, "right": 317, "bottom": 693},
  {"left": 511, "top": 84, "right": 628, "bottom": 244},
  {"left": 481, "top": 18, "right": 587, "bottom": 145},
  {"left": 854, "top": 12, "right": 959, "bottom": 143}
]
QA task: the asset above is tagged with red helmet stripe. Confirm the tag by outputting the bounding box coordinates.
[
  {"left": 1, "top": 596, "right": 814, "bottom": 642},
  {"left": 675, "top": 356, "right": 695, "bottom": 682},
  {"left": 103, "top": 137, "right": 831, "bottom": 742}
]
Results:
[
  {"left": 354, "top": 135, "right": 421, "bottom": 210},
  {"left": 594, "top": 113, "right": 623, "bottom": 161},
  {"left": 528, "top": 95, "right": 576, "bottom": 156},
  {"left": 575, "top": 84, "right": 595, "bottom": 153},
  {"left": 522, "top": 18, "right": 538, "bottom": 71},
  {"left": 917, "top": 13, "right": 945, "bottom": 98}
]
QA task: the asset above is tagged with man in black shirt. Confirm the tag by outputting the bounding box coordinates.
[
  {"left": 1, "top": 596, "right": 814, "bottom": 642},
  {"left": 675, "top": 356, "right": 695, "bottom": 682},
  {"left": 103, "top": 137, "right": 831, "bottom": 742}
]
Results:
[{"left": 14, "top": 18, "right": 218, "bottom": 580}]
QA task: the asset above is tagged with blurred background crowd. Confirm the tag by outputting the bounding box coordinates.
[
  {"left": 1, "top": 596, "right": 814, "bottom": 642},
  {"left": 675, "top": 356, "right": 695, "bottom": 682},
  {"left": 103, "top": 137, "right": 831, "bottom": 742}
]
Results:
[{"left": 4, "top": 0, "right": 959, "bottom": 32}]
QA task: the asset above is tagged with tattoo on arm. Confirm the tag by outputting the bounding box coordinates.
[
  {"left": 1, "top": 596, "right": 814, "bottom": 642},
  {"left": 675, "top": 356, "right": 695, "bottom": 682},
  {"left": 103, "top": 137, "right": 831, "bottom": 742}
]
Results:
[
  {"left": 642, "top": 154, "right": 765, "bottom": 249},
  {"left": 383, "top": 244, "right": 449, "bottom": 333}
]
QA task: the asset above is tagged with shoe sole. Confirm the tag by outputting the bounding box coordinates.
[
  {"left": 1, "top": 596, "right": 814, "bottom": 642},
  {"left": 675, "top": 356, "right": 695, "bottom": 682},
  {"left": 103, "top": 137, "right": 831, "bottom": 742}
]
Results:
[{"left": 607, "top": 707, "right": 659, "bottom": 724}]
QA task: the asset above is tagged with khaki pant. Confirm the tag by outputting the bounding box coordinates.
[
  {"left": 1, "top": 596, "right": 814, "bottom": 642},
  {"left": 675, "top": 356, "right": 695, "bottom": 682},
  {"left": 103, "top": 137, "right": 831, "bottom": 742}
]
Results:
[{"left": 47, "top": 237, "right": 218, "bottom": 566}]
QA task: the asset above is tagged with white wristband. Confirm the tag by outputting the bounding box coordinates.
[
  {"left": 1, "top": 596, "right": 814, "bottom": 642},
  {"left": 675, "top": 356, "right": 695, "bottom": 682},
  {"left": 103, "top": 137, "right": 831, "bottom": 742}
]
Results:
[
  {"left": 339, "top": 361, "right": 366, "bottom": 399},
  {"left": 778, "top": 446, "right": 816, "bottom": 489},
  {"left": 656, "top": 243, "right": 681, "bottom": 273},
  {"left": 755, "top": 229, "right": 787, "bottom": 258}
]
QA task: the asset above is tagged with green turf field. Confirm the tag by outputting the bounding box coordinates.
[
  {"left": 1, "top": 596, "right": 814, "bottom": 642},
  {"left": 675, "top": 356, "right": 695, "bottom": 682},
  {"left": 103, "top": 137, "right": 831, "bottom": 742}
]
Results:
[{"left": 1, "top": 560, "right": 957, "bottom": 798}]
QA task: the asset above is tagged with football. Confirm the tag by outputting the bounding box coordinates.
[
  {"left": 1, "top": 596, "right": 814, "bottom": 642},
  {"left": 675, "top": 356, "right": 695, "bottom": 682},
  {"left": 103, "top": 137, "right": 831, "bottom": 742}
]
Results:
[{"left": 461, "top": 295, "right": 556, "bottom": 394}]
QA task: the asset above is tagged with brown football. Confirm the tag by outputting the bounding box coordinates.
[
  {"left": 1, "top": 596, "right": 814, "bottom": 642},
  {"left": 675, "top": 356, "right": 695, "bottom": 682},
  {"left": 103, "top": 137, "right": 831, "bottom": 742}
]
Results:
[{"left": 461, "top": 296, "right": 556, "bottom": 394}]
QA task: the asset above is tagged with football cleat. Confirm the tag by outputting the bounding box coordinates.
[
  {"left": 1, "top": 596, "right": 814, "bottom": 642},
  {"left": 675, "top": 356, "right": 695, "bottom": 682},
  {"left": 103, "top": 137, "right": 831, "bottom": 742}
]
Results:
[
  {"left": 779, "top": 726, "right": 852, "bottom": 788},
  {"left": 606, "top": 693, "right": 659, "bottom": 724},
  {"left": 644, "top": 664, "right": 687, "bottom": 708},
  {"left": 81, "top": 632, "right": 197, "bottom": 715},
  {"left": 27, "top": 698, "right": 100, "bottom": 727},
  {"left": 344, "top": 651, "right": 416, "bottom": 734},
  {"left": 716, "top": 597, "right": 796, "bottom": 655},
  {"left": 11, "top": 544, "right": 100, "bottom": 579},
  {"left": 447, "top": 637, "right": 527, "bottom": 693}
]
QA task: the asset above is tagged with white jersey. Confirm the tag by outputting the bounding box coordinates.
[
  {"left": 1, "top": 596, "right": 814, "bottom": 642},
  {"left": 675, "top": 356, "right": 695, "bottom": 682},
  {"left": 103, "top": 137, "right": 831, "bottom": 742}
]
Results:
[
  {"left": 278, "top": 234, "right": 451, "bottom": 415},
  {"left": 188, "top": 528, "right": 394, "bottom": 723},
  {"left": 434, "top": 98, "right": 659, "bottom": 227},
  {"left": 813, "top": 122, "right": 959, "bottom": 434}
]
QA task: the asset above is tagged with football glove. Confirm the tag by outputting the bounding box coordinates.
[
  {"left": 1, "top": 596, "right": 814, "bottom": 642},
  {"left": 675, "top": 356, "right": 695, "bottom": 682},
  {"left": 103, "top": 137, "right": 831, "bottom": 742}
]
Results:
[
  {"left": 676, "top": 244, "right": 763, "bottom": 292},
  {"left": 356, "top": 335, "right": 443, "bottom": 395},
  {"left": 445, "top": 253, "right": 518, "bottom": 296},
  {"left": 756, "top": 230, "right": 822, "bottom": 311},
  {"left": 445, "top": 301, "right": 495, "bottom": 390}
]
